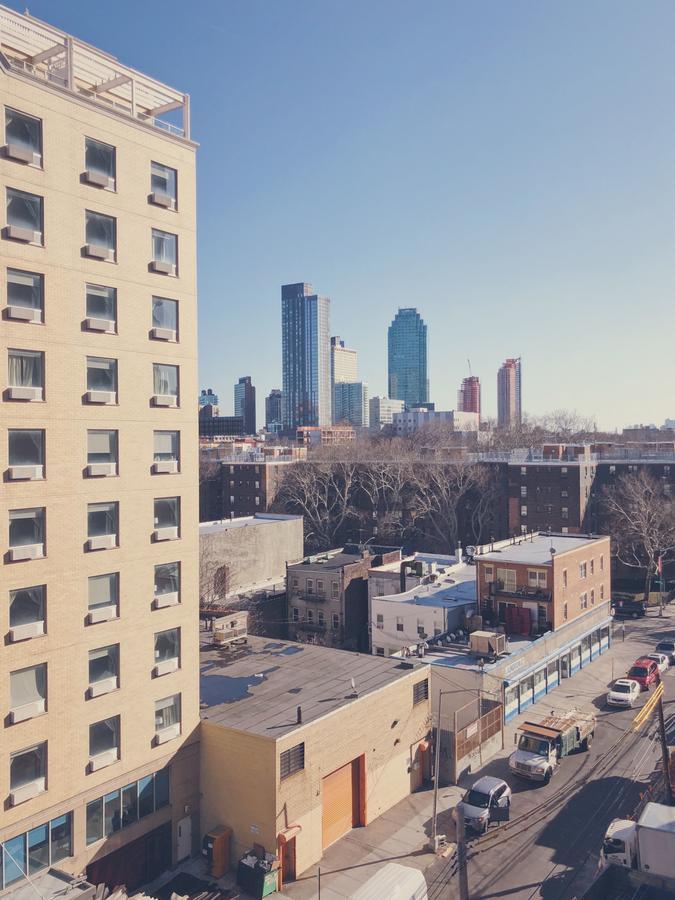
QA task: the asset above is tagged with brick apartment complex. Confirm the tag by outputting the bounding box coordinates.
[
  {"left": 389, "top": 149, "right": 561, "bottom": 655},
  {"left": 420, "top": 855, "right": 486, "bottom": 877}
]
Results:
[
  {"left": 0, "top": 9, "right": 199, "bottom": 890},
  {"left": 287, "top": 547, "right": 402, "bottom": 651},
  {"left": 476, "top": 533, "right": 611, "bottom": 635}
]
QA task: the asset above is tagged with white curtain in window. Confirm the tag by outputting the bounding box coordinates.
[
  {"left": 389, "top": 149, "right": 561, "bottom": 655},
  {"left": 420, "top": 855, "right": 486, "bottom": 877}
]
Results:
[
  {"left": 153, "top": 364, "right": 178, "bottom": 396},
  {"left": 154, "top": 431, "right": 177, "bottom": 461},
  {"left": 151, "top": 162, "right": 176, "bottom": 198},
  {"left": 155, "top": 563, "right": 179, "bottom": 595},
  {"left": 86, "top": 285, "right": 115, "bottom": 320},
  {"left": 86, "top": 139, "right": 115, "bottom": 177},
  {"left": 155, "top": 695, "right": 180, "bottom": 730},
  {"left": 6, "top": 109, "right": 41, "bottom": 152},
  {"left": 88, "top": 573, "right": 117, "bottom": 609},
  {"left": 9, "top": 508, "right": 44, "bottom": 546},
  {"left": 8, "top": 430, "right": 43, "bottom": 466},
  {"left": 10, "top": 586, "right": 45, "bottom": 627},
  {"left": 8, "top": 350, "right": 42, "bottom": 387},
  {"left": 7, "top": 189, "right": 41, "bottom": 231},
  {"left": 8, "top": 269, "right": 42, "bottom": 309},
  {"left": 87, "top": 358, "right": 116, "bottom": 391},
  {"left": 152, "top": 230, "right": 176, "bottom": 264},
  {"left": 152, "top": 297, "right": 177, "bottom": 330},
  {"left": 86, "top": 212, "right": 115, "bottom": 249},
  {"left": 10, "top": 665, "right": 46, "bottom": 707}
]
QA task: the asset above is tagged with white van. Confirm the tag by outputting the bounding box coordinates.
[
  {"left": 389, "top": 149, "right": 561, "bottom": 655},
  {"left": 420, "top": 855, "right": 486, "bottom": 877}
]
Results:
[{"left": 349, "top": 863, "right": 427, "bottom": 900}]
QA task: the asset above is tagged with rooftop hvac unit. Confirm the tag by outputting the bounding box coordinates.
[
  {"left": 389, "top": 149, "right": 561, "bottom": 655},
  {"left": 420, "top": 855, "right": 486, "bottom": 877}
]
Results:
[{"left": 470, "top": 630, "right": 506, "bottom": 659}]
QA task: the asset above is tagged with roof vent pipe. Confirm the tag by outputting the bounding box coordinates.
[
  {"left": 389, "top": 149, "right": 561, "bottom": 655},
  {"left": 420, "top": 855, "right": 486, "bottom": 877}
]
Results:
[{"left": 296, "top": 706, "right": 302, "bottom": 724}]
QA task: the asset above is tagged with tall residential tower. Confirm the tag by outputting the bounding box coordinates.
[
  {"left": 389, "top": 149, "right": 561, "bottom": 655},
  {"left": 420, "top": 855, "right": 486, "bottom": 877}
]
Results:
[
  {"left": 387, "top": 308, "right": 428, "bottom": 409},
  {"left": 234, "top": 376, "right": 256, "bottom": 435},
  {"left": 497, "top": 357, "right": 522, "bottom": 428},
  {"left": 281, "top": 282, "right": 331, "bottom": 431},
  {"left": 0, "top": 8, "right": 199, "bottom": 889},
  {"left": 458, "top": 376, "right": 481, "bottom": 418}
]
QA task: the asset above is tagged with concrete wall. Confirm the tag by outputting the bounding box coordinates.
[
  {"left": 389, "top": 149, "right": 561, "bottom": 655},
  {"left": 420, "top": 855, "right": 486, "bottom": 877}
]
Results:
[{"left": 200, "top": 515, "right": 304, "bottom": 595}]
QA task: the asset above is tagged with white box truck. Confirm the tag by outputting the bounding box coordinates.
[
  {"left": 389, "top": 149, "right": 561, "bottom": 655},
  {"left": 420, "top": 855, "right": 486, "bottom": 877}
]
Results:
[{"left": 601, "top": 802, "right": 675, "bottom": 888}]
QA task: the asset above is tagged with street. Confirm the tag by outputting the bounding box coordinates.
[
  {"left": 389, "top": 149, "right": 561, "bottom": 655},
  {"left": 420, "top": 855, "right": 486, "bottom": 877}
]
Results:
[{"left": 426, "top": 611, "right": 675, "bottom": 900}]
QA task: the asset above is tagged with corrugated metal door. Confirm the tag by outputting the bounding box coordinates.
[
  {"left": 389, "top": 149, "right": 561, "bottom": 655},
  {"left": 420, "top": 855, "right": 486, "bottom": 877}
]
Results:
[{"left": 322, "top": 760, "right": 358, "bottom": 849}]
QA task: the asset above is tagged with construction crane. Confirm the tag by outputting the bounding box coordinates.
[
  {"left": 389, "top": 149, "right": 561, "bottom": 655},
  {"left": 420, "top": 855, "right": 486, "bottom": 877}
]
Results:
[{"left": 467, "top": 358, "right": 472, "bottom": 377}]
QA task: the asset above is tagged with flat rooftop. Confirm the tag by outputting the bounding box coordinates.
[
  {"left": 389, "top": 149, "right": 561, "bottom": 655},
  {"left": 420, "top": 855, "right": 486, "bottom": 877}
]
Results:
[
  {"left": 375, "top": 561, "right": 477, "bottom": 609},
  {"left": 371, "top": 552, "right": 457, "bottom": 574},
  {"left": 200, "top": 513, "right": 301, "bottom": 535},
  {"left": 289, "top": 550, "right": 370, "bottom": 572},
  {"left": 478, "top": 533, "right": 606, "bottom": 566},
  {"left": 200, "top": 635, "right": 426, "bottom": 737}
]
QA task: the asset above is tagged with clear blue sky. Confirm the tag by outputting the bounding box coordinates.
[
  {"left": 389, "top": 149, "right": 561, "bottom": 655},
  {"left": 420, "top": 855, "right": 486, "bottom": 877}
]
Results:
[{"left": 15, "top": 0, "right": 675, "bottom": 429}]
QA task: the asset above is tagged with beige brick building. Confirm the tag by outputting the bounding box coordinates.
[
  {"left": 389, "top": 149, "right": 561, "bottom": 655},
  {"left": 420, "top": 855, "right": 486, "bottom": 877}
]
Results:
[
  {"left": 0, "top": 7, "right": 199, "bottom": 890},
  {"left": 200, "top": 636, "right": 431, "bottom": 887}
]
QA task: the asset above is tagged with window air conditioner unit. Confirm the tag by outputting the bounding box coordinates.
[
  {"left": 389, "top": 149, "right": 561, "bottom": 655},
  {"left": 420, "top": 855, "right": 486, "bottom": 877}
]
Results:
[
  {"left": 151, "top": 327, "right": 177, "bottom": 341},
  {"left": 153, "top": 592, "right": 179, "bottom": 609},
  {"left": 150, "top": 191, "right": 175, "bottom": 210},
  {"left": 7, "top": 305, "right": 41, "bottom": 322},
  {"left": 8, "top": 465, "right": 43, "bottom": 480},
  {"left": 153, "top": 526, "right": 179, "bottom": 542},
  {"left": 84, "top": 244, "right": 115, "bottom": 262},
  {"left": 10, "top": 699, "right": 46, "bottom": 724},
  {"left": 5, "top": 224, "right": 40, "bottom": 243},
  {"left": 8, "top": 385, "right": 43, "bottom": 401},
  {"left": 153, "top": 460, "right": 178, "bottom": 475},
  {"left": 154, "top": 723, "right": 180, "bottom": 745},
  {"left": 83, "top": 169, "right": 115, "bottom": 190},
  {"left": 150, "top": 260, "right": 176, "bottom": 276},
  {"left": 88, "top": 676, "right": 118, "bottom": 698},
  {"left": 88, "top": 748, "right": 118, "bottom": 772},
  {"left": 87, "top": 462, "right": 117, "bottom": 477},
  {"left": 10, "top": 777, "right": 45, "bottom": 806},
  {"left": 154, "top": 657, "right": 179, "bottom": 677},
  {"left": 5, "top": 142, "right": 37, "bottom": 164},
  {"left": 87, "top": 605, "right": 118, "bottom": 625},
  {"left": 87, "top": 534, "right": 116, "bottom": 551},
  {"left": 9, "top": 543, "right": 44, "bottom": 561},
  {"left": 86, "top": 390, "right": 116, "bottom": 404},
  {"left": 9, "top": 621, "right": 45, "bottom": 642},
  {"left": 153, "top": 394, "right": 177, "bottom": 407},
  {"left": 85, "top": 317, "right": 116, "bottom": 333}
]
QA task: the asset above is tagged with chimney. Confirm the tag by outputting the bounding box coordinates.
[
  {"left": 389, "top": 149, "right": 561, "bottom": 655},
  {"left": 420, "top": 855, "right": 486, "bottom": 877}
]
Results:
[
  {"left": 456, "top": 541, "right": 462, "bottom": 562},
  {"left": 296, "top": 706, "right": 302, "bottom": 725}
]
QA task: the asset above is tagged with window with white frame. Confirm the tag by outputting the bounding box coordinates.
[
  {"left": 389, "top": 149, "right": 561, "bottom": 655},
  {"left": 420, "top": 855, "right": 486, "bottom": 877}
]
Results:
[
  {"left": 580, "top": 593, "right": 588, "bottom": 610},
  {"left": 84, "top": 138, "right": 116, "bottom": 189},
  {"left": 307, "top": 609, "right": 314, "bottom": 623},
  {"left": 483, "top": 565, "right": 494, "bottom": 582},
  {"left": 332, "top": 613, "right": 339, "bottom": 629},
  {"left": 152, "top": 297, "right": 178, "bottom": 338},
  {"left": 151, "top": 229, "right": 177, "bottom": 273},
  {"left": 9, "top": 507, "right": 45, "bottom": 551},
  {"left": 88, "top": 573, "right": 119, "bottom": 613},
  {"left": 9, "top": 429, "right": 44, "bottom": 474},
  {"left": 376, "top": 613, "right": 384, "bottom": 630},
  {"left": 579, "top": 562, "right": 587, "bottom": 579},
  {"left": 154, "top": 431, "right": 179, "bottom": 465},
  {"left": 521, "top": 505, "right": 527, "bottom": 516},
  {"left": 85, "top": 210, "right": 116, "bottom": 260},
  {"left": 9, "top": 585, "right": 45, "bottom": 634},
  {"left": 396, "top": 616, "right": 404, "bottom": 632},
  {"left": 590, "top": 559, "right": 595, "bottom": 575},
  {"left": 6, "top": 187, "right": 43, "bottom": 243},
  {"left": 153, "top": 497, "right": 180, "bottom": 535},
  {"left": 88, "top": 502, "right": 118, "bottom": 541},
  {"left": 562, "top": 569, "right": 568, "bottom": 587},
  {"left": 528, "top": 570, "right": 547, "bottom": 588},
  {"left": 88, "top": 645, "right": 119, "bottom": 687},
  {"left": 153, "top": 363, "right": 179, "bottom": 401},
  {"left": 292, "top": 607, "right": 299, "bottom": 622},
  {"left": 561, "top": 507, "right": 568, "bottom": 520},
  {"left": 10, "top": 664, "right": 47, "bottom": 717},
  {"left": 496, "top": 568, "right": 517, "bottom": 591},
  {"left": 154, "top": 562, "right": 180, "bottom": 599},
  {"left": 86, "top": 357, "right": 117, "bottom": 396},
  {"left": 154, "top": 628, "right": 180, "bottom": 666},
  {"left": 155, "top": 694, "right": 180, "bottom": 735},
  {"left": 10, "top": 743, "right": 46, "bottom": 795},
  {"left": 87, "top": 430, "right": 118, "bottom": 472},
  {"left": 7, "top": 269, "right": 43, "bottom": 320},
  {"left": 89, "top": 716, "right": 119, "bottom": 761},
  {"left": 5, "top": 107, "right": 42, "bottom": 165},
  {"left": 590, "top": 589, "right": 595, "bottom": 605},
  {"left": 151, "top": 161, "right": 177, "bottom": 206},
  {"left": 331, "top": 581, "right": 339, "bottom": 598},
  {"left": 520, "top": 485, "right": 527, "bottom": 497},
  {"left": 317, "top": 610, "right": 325, "bottom": 626},
  {"left": 85, "top": 284, "right": 116, "bottom": 327},
  {"left": 8, "top": 349, "right": 44, "bottom": 394}
]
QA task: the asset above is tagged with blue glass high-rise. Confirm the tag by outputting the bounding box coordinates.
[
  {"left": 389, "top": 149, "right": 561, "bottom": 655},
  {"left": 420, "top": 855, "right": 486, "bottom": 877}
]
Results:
[
  {"left": 387, "top": 308, "right": 428, "bottom": 409},
  {"left": 281, "top": 283, "right": 331, "bottom": 430}
]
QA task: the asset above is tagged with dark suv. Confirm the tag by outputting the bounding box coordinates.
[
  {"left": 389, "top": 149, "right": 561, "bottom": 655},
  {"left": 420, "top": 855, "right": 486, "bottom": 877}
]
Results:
[{"left": 655, "top": 641, "right": 675, "bottom": 664}]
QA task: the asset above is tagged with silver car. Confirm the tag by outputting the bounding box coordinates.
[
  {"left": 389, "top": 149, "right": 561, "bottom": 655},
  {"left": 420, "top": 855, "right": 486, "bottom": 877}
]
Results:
[{"left": 452, "top": 775, "right": 511, "bottom": 834}]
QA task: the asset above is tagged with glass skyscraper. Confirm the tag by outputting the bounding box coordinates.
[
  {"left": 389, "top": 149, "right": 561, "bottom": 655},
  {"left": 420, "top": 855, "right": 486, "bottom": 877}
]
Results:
[
  {"left": 387, "top": 308, "right": 428, "bottom": 409},
  {"left": 281, "top": 282, "right": 331, "bottom": 429}
]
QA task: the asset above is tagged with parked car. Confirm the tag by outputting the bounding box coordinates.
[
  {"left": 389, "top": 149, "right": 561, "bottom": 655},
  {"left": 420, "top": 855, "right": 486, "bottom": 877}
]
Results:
[
  {"left": 612, "top": 597, "right": 647, "bottom": 618},
  {"left": 655, "top": 641, "right": 675, "bottom": 664},
  {"left": 606, "top": 678, "right": 641, "bottom": 708},
  {"left": 645, "top": 653, "right": 669, "bottom": 674},
  {"left": 627, "top": 658, "right": 659, "bottom": 690},
  {"left": 452, "top": 776, "right": 511, "bottom": 834}
]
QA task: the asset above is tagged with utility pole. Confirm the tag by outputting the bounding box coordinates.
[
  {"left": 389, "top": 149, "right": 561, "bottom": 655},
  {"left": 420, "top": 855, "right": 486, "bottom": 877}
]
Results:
[
  {"left": 431, "top": 691, "right": 447, "bottom": 851},
  {"left": 656, "top": 673, "right": 673, "bottom": 805},
  {"left": 456, "top": 805, "right": 470, "bottom": 900}
]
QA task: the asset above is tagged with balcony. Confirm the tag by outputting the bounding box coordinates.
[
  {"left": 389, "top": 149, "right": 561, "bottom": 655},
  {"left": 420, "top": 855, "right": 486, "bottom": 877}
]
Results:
[
  {"left": 290, "top": 591, "right": 331, "bottom": 603},
  {"left": 489, "top": 582, "right": 552, "bottom": 603},
  {"left": 294, "top": 621, "right": 326, "bottom": 633}
]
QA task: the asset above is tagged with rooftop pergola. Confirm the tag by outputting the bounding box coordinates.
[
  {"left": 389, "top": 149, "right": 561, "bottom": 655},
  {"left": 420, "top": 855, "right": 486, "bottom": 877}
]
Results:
[{"left": 0, "top": 5, "right": 190, "bottom": 140}]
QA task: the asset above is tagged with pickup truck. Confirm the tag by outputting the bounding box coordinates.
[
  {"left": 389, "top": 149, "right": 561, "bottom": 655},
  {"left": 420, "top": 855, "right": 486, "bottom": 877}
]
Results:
[{"left": 508, "top": 710, "right": 596, "bottom": 783}]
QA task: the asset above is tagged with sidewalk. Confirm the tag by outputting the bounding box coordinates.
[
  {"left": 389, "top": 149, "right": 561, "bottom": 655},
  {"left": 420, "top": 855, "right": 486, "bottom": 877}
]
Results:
[{"left": 279, "top": 611, "right": 671, "bottom": 899}]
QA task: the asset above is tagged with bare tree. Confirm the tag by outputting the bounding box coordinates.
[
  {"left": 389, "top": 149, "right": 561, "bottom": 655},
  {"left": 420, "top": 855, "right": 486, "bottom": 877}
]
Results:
[
  {"left": 602, "top": 470, "right": 675, "bottom": 599},
  {"left": 408, "top": 462, "right": 485, "bottom": 554},
  {"left": 199, "top": 539, "right": 231, "bottom": 612}
]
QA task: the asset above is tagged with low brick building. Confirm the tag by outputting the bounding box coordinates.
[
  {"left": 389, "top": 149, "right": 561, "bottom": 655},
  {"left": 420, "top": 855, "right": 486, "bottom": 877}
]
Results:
[{"left": 199, "top": 636, "right": 431, "bottom": 886}]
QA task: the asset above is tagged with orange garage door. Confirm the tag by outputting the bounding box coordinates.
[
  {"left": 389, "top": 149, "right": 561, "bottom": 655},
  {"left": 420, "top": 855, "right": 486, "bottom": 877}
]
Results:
[{"left": 322, "top": 759, "right": 359, "bottom": 849}]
